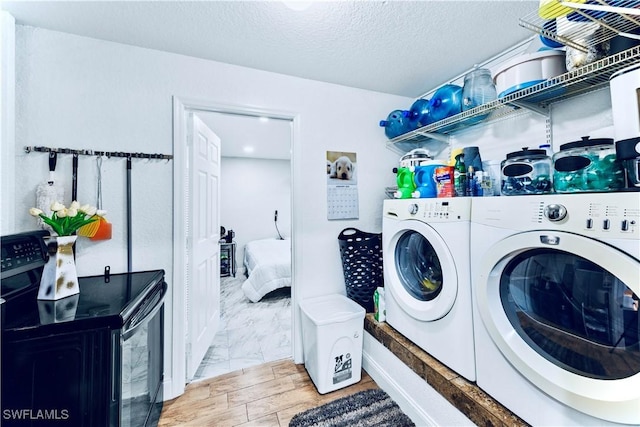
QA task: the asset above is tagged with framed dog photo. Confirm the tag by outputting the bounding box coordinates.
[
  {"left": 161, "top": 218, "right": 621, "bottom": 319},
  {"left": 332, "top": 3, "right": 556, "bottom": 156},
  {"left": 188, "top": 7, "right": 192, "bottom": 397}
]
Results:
[{"left": 326, "top": 151, "right": 359, "bottom": 220}]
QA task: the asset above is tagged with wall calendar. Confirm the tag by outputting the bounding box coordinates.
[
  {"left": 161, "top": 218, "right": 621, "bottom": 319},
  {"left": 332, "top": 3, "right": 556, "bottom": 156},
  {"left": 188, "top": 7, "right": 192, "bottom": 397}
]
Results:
[{"left": 326, "top": 151, "right": 359, "bottom": 220}]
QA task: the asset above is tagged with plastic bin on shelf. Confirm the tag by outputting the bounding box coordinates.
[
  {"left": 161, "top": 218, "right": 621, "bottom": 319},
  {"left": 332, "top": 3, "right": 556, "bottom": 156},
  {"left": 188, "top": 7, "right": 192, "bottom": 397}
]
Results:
[{"left": 299, "top": 294, "right": 366, "bottom": 394}]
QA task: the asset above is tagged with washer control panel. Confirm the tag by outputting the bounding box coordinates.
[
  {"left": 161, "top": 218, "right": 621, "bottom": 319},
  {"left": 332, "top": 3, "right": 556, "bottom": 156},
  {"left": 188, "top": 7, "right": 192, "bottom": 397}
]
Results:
[{"left": 385, "top": 198, "right": 472, "bottom": 222}]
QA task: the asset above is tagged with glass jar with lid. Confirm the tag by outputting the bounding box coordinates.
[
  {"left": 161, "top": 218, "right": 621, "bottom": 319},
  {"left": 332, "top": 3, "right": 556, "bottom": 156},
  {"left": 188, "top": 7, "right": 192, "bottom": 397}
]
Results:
[
  {"left": 553, "top": 136, "right": 625, "bottom": 193},
  {"left": 462, "top": 67, "right": 497, "bottom": 124},
  {"left": 501, "top": 147, "right": 553, "bottom": 195}
]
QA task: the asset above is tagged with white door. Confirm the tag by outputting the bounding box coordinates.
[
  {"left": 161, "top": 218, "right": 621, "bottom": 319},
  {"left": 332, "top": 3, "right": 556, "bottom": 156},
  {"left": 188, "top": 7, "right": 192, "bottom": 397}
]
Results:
[{"left": 186, "top": 112, "right": 221, "bottom": 380}]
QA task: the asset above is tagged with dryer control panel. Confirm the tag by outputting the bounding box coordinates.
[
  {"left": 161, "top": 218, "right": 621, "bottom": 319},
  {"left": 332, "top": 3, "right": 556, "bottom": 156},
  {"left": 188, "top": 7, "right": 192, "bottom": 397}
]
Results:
[{"left": 471, "top": 193, "right": 640, "bottom": 240}]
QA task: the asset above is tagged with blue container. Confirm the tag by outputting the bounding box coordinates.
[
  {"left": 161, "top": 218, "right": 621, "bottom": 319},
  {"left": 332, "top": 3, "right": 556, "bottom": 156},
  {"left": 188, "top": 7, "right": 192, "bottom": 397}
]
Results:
[
  {"left": 380, "top": 110, "right": 414, "bottom": 139},
  {"left": 539, "top": 20, "right": 564, "bottom": 48},
  {"left": 412, "top": 160, "right": 447, "bottom": 198},
  {"left": 408, "top": 98, "right": 432, "bottom": 127},
  {"left": 428, "top": 84, "right": 463, "bottom": 123}
]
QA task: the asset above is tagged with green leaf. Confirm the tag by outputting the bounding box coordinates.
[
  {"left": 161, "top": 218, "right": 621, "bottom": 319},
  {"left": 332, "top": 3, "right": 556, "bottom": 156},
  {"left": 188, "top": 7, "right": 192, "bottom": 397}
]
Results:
[{"left": 39, "top": 214, "right": 64, "bottom": 235}]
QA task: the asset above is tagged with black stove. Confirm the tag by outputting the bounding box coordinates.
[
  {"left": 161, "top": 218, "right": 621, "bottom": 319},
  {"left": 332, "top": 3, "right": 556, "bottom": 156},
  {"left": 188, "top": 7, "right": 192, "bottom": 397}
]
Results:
[
  {"left": 3, "top": 269, "right": 165, "bottom": 337},
  {"left": 1, "top": 231, "right": 166, "bottom": 427}
]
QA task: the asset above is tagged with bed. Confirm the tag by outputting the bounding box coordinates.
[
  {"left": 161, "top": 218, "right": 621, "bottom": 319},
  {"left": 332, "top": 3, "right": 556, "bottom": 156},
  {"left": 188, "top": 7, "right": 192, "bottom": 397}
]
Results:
[{"left": 241, "top": 238, "right": 291, "bottom": 302}]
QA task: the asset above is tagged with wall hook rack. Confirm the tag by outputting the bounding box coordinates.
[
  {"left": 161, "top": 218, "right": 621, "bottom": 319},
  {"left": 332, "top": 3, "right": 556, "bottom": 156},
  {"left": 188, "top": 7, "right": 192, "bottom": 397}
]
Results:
[{"left": 24, "top": 145, "right": 173, "bottom": 161}]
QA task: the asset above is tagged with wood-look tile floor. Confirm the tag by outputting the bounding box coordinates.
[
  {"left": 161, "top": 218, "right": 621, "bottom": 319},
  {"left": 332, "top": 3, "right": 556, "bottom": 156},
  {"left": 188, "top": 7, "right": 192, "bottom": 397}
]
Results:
[{"left": 159, "top": 358, "right": 379, "bottom": 427}]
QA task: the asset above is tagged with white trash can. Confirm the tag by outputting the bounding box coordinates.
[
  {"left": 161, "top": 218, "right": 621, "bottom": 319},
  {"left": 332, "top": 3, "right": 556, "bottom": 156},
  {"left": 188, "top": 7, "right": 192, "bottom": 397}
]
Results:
[{"left": 299, "top": 294, "right": 366, "bottom": 394}]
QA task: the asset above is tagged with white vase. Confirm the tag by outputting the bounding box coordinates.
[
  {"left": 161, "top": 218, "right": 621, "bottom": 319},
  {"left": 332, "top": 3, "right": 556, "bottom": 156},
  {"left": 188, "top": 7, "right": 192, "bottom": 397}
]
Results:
[
  {"left": 37, "top": 294, "right": 80, "bottom": 323},
  {"left": 38, "top": 235, "right": 80, "bottom": 300}
]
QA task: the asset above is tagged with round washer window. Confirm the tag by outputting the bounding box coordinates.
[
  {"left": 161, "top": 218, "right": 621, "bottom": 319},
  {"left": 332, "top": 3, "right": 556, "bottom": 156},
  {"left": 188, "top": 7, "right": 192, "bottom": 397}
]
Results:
[
  {"left": 500, "top": 248, "right": 640, "bottom": 380},
  {"left": 394, "top": 230, "right": 443, "bottom": 302}
]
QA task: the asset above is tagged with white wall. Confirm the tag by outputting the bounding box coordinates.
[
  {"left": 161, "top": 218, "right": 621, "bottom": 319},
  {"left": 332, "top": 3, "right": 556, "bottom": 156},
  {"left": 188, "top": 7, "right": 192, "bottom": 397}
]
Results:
[
  {"left": 6, "top": 24, "right": 408, "bottom": 397},
  {"left": 220, "top": 157, "right": 292, "bottom": 265},
  {"left": 1, "top": 11, "right": 16, "bottom": 234},
  {"left": 449, "top": 88, "right": 614, "bottom": 173}
]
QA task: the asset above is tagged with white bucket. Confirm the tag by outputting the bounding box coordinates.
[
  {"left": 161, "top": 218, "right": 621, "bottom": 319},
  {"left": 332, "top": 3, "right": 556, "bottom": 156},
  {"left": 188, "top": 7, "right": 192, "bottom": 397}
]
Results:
[{"left": 299, "top": 294, "right": 365, "bottom": 394}]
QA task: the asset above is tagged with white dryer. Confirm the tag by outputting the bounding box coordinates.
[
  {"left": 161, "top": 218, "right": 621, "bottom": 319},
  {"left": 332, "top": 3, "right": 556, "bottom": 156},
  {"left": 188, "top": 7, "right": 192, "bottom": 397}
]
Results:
[
  {"left": 471, "top": 193, "right": 640, "bottom": 426},
  {"left": 383, "top": 197, "right": 475, "bottom": 381}
]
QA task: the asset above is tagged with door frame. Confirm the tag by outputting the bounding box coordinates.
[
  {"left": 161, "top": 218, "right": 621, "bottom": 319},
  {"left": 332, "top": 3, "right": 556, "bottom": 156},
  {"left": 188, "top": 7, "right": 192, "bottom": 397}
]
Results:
[{"left": 169, "top": 96, "right": 300, "bottom": 399}]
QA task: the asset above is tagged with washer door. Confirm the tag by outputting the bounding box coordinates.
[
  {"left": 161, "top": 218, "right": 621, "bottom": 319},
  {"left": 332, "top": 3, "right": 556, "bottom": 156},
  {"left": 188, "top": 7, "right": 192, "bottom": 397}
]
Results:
[
  {"left": 476, "top": 230, "right": 640, "bottom": 424},
  {"left": 384, "top": 219, "right": 457, "bottom": 321}
]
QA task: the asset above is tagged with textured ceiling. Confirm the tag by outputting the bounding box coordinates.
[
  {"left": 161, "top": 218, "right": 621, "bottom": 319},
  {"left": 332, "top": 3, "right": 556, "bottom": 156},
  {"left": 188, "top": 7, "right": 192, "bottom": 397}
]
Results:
[
  {"left": 1, "top": 0, "right": 538, "bottom": 98},
  {"left": 2, "top": 1, "right": 540, "bottom": 160}
]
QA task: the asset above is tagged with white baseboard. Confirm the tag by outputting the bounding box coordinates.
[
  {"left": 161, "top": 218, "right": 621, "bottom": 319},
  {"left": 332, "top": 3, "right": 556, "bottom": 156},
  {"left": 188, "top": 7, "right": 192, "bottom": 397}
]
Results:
[{"left": 362, "top": 331, "right": 474, "bottom": 427}]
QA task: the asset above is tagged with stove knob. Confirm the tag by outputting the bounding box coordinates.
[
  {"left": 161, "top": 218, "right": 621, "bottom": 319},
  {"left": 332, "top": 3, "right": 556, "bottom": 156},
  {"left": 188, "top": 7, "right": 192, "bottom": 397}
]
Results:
[
  {"left": 544, "top": 204, "right": 567, "bottom": 222},
  {"left": 408, "top": 203, "right": 419, "bottom": 215}
]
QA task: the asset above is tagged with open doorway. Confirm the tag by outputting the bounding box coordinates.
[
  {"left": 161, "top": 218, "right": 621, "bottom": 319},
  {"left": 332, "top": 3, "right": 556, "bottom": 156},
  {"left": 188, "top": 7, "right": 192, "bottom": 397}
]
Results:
[
  {"left": 191, "top": 111, "right": 293, "bottom": 381},
  {"left": 171, "top": 97, "right": 298, "bottom": 397}
]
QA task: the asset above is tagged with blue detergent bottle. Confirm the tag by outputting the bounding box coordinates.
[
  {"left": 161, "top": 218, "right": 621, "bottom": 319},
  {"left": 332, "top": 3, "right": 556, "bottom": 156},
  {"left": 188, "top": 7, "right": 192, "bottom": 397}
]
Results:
[
  {"left": 412, "top": 160, "right": 447, "bottom": 198},
  {"left": 408, "top": 98, "right": 432, "bottom": 128},
  {"left": 394, "top": 167, "right": 416, "bottom": 199},
  {"left": 380, "top": 110, "right": 414, "bottom": 139}
]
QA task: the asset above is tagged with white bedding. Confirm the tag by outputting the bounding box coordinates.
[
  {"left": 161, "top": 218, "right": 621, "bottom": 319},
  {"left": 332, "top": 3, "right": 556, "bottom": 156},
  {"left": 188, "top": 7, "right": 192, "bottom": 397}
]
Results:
[{"left": 241, "top": 238, "right": 291, "bottom": 302}]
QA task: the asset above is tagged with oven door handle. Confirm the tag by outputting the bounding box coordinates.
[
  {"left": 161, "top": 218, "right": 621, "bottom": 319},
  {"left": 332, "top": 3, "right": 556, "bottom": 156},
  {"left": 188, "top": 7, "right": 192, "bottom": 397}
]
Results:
[{"left": 122, "top": 284, "right": 167, "bottom": 340}]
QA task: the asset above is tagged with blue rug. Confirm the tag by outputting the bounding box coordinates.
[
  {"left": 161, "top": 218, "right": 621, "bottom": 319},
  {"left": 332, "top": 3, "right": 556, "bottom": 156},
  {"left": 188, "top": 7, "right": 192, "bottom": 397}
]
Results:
[{"left": 289, "top": 389, "right": 415, "bottom": 427}]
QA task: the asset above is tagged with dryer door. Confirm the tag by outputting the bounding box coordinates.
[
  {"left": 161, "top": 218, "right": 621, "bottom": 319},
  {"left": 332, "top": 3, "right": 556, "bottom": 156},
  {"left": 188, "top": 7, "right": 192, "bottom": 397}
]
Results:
[
  {"left": 384, "top": 218, "right": 457, "bottom": 321},
  {"left": 476, "top": 230, "right": 640, "bottom": 424}
]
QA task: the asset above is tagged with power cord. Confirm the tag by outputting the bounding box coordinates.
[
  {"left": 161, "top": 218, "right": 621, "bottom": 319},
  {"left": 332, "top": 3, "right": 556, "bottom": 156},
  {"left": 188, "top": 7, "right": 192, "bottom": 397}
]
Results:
[{"left": 274, "top": 210, "right": 284, "bottom": 240}]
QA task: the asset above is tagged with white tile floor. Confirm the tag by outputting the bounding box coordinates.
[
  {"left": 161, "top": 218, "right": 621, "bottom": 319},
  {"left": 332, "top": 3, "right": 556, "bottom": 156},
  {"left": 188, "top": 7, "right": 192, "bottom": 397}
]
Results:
[{"left": 191, "top": 274, "right": 292, "bottom": 382}]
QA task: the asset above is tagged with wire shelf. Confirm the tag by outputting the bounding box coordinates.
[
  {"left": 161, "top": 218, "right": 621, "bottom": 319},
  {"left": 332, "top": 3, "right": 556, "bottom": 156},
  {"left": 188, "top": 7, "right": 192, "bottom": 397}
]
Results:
[
  {"left": 385, "top": 44, "right": 640, "bottom": 154},
  {"left": 519, "top": 1, "right": 640, "bottom": 52}
]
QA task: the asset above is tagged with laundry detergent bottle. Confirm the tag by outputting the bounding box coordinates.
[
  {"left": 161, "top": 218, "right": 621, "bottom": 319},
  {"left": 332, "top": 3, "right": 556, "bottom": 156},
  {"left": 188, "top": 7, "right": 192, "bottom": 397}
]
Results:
[
  {"left": 453, "top": 150, "right": 467, "bottom": 197},
  {"left": 412, "top": 160, "right": 447, "bottom": 198},
  {"left": 394, "top": 167, "right": 416, "bottom": 199}
]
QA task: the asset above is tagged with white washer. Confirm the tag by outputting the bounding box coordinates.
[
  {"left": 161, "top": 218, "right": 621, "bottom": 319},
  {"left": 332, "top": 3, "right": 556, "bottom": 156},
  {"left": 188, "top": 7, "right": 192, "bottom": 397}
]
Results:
[
  {"left": 383, "top": 197, "right": 475, "bottom": 381},
  {"left": 471, "top": 193, "right": 640, "bottom": 426}
]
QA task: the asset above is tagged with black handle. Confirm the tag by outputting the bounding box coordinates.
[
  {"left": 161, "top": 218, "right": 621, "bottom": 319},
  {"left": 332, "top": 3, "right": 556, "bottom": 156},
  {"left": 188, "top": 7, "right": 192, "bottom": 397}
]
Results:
[
  {"left": 126, "top": 157, "right": 132, "bottom": 273},
  {"left": 49, "top": 152, "right": 57, "bottom": 172},
  {"left": 72, "top": 154, "right": 78, "bottom": 201},
  {"left": 338, "top": 227, "right": 381, "bottom": 242},
  {"left": 338, "top": 228, "right": 362, "bottom": 240}
]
